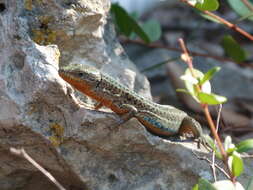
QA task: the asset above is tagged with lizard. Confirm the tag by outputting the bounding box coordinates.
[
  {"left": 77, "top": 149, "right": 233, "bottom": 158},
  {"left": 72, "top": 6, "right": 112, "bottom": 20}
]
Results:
[{"left": 58, "top": 64, "right": 203, "bottom": 140}]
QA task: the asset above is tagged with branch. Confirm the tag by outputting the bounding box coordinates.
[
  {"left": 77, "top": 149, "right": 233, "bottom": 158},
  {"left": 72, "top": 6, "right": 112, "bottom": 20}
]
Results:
[
  {"left": 241, "top": 0, "right": 253, "bottom": 12},
  {"left": 121, "top": 38, "right": 253, "bottom": 69},
  {"left": 10, "top": 147, "right": 66, "bottom": 190},
  {"left": 180, "top": 0, "right": 253, "bottom": 41},
  {"left": 178, "top": 38, "right": 236, "bottom": 181},
  {"left": 192, "top": 151, "right": 230, "bottom": 179}
]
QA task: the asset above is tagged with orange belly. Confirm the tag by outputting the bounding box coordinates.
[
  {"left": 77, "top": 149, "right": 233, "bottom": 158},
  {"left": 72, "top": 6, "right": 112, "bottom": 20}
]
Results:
[{"left": 60, "top": 74, "right": 128, "bottom": 115}]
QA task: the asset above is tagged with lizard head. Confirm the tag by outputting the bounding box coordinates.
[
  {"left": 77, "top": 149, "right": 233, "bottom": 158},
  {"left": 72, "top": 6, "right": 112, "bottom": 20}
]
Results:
[
  {"left": 179, "top": 115, "right": 203, "bottom": 139},
  {"left": 58, "top": 64, "right": 102, "bottom": 88}
]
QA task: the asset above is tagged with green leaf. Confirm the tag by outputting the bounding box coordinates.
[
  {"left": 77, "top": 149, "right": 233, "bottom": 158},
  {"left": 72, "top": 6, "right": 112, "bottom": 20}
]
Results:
[
  {"left": 237, "top": 12, "right": 253, "bottom": 22},
  {"left": 133, "top": 22, "right": 151, "bottom": 43},
  {"left": 193, "top": 9, "right": 221, "bottom": 23},
  {"left": 215, "top": 151, "right": 223, "bottom": 160},
  {"left": 233, "top": 153, "right": 244, "bottom": 177},
  {"left": 111, "top": 4, "right": 150, "bottom": 43},
  {"left": 111, "top": 4, "right": 132, "bottom": 36},
  {"left": 200, "top": 67, "right": 221, "bottom": 85},
  {"left": 246, "top": 176, "right": 253, "bottom": 190},
  {"left": 221, "top": 35, "right": 247, "bottom": 62},
  {"left": 180, "top": 68, "right": 226, "bottom": 105},
  {"left": 228, "top": 153, "right": 244, "bottom": 177},
  {"left": 176, "top": 88, "right": 191, "bottom": 95},
  {"left": 203, "top": 135, "right": 222, "bottom": 159},
  {"left": 181, "top": 68, "right": 211, "bottom": 102},
  {"left": 130, "top": 12, "right": 140, "bottom": 20},
  {"left": 198, "top": 178, "right": 217, "bottom": 190},
  {"left": 197, "top": 92, "right": 227, "bottom": 105},
  {"left": 142, "top": 19, "right": 161, "bottom": 42},
  {"left": 195, "top": 0, "right": 219, "bottom": 11},
  {"left": 227, "top": 0, "right": 253, "bottom": 21},
  {"left": 236, "top": 139, "right": 253, "bottom": 153},
  {"left": 192, "top": 184, "right": 199, "bottom": 190},
  {"left": 204, "top": 135, "right": 216, "bottom": 149}
]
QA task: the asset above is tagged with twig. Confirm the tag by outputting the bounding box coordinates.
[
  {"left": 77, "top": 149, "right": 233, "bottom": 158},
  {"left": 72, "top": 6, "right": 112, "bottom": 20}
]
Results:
[
  {"left": 122, "top": 38, "right": 233, "bottom": 63},
  {"left": 211, "top": 145, "right": 217, "bottom": 181},
  {"left": 215, "top": 105, "right": 222, "bottom": 131},
  {"left": 178, "top": 38, "right": 226, "bottom": 158},
  {"left": 192, "top": 151, "right": 230, "bottom": 179},
  {"left": 180, "top": 0, "right": 253, "bottom": 41},
  {"left": 241, "top": 154, "right": 253, "bottom": 158},
  {"left": 203, "top": 104, "right": 233, "bottom": 179},
  {"left": 10, "top": 147, "right": 66, "bottom": 190},
  {"left": 211, "top": 104, "right": 223, "bottom": 181},
  {"left": 121, "top": 38, "right": 253, "bottom": 69},
  {"left": 241, "top": 0, "right": 253, "bottom": 12},
  {"left": 178, "top": 38, "right": 236, "bottom": 181}
]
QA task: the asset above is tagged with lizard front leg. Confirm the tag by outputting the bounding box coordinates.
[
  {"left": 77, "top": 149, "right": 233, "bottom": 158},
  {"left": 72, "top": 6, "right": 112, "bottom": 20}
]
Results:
[
  {"left": 111, "top": 104, "right": 138, "bottom": 129},
  {"left": 88, "top": 87, "right": 139, "bottom": 129}
]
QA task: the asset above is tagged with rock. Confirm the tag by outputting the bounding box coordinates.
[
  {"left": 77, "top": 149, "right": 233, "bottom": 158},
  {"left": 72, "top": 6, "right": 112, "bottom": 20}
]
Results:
[{"left": 1, "top": 0, "right": 249, "bottom": 190}]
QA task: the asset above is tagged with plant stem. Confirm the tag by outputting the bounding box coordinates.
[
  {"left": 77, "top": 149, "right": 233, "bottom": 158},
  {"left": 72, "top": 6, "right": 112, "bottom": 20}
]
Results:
[
  {"left": 178, "top": 38, "right": 235, "bottom": 180},
  {"left": 121, "top": 38, "right": 253, "bottom": 69},
  {"left": 203, "top": 105, "right": 227, "bottom": 159},
  {"left": 241, "top": 0, "right": 253, "bottom": 12},
  {"left": 180, "top": 0, "right": 253, "bottom": 41}
]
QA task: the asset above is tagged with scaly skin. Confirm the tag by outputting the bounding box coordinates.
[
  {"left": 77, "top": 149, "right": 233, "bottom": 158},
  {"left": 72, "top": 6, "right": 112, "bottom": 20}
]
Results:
[{"left": 58, "top": 64, "right": 203, "bottom": 139}]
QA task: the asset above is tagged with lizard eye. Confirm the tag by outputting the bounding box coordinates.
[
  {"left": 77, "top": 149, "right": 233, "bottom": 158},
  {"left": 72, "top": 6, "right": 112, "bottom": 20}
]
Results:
[{"left": 78, "top": 72, "right": 84, "bottom": 77}]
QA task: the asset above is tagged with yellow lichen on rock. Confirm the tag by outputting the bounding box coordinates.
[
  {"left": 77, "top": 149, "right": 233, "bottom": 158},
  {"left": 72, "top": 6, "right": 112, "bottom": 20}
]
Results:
[
  {"left": 24, "top": 0, "right": 44, "bottom": 10},
  {"left": 49, "top": 136, "right": 61, "bottom": 147},
  {"left": 39, "top": 15, "right": 54, "bottom": 26},
  {"left": 32, "top": 28, "right": 57, "bottom": 45},
  {"left": 32, "top": 15, "right": 57, "bottom": 45},
  {"left": 49, "top": 123, "right": 64, "bottom": 146},
  {"left": 50, "top": 123, "right": 64, "bottom": 137},
  {"left": 24, "top": 0, "right": 33, "bottom": 11}
]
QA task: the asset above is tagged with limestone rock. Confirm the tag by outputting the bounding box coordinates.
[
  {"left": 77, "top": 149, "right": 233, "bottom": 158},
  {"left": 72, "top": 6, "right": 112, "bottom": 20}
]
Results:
[{"left": 0, "top": 0, "right": 237, "bottom": 190}]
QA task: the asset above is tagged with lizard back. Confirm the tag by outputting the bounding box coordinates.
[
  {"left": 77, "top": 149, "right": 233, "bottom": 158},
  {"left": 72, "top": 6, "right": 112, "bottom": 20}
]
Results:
[{"left": 59, "top": 64, "right": 203, "bottom": 138}]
